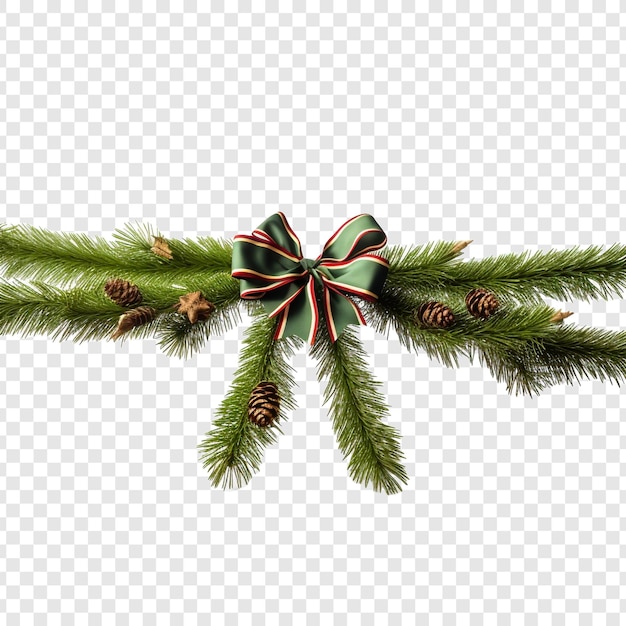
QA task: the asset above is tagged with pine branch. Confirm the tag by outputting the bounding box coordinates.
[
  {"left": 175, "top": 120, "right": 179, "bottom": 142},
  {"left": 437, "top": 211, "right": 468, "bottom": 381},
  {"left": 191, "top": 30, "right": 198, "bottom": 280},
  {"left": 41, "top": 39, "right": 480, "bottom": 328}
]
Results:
[
  {"left": 155, "top": 274, "right": 243, "bottom": 359},
  {"left": 112, "top": 221, "right": 234, "bottom": 273},
  {"left": 385, "top": 242, "right": 626, "bottom": 304},
  {"left": 198, "top": 310, "right": 303, "bottom": 489},
  {"left": 361, "top": 284, "right": 626, "bottom": 395},
  {"left": 310, "top": 319, "right": 408, "bottom": 495},
  {"left": 0, "top": 221, "right": 160, "bottom": 286},
  {"left": 383, "top": 240, "right": 471, "bottom": 286},
  {"left": 0, "top": 276, "right": 242, "bottom": 353},
  {"left": 360, "top": 285, "right": 558, "bottom": 369},
  {"left": 160, "top": 236, "right": 234, "bottom": 274},
  {"left": 0, "top": 278, "right": 145, "bottom": 343},
  {"left": 480, "top": 325, "right": 626, "bottom": 396},
  {"left": 537, "top": 326, "right": 626, "bottom": 390},
  {"left": 0, "top": 221, "right": 234, "bottom": 290}
]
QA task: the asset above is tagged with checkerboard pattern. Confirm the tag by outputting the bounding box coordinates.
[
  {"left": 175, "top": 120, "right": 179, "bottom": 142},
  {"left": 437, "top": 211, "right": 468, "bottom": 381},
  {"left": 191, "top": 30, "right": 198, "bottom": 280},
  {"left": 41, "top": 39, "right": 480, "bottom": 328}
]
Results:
[{"left": 1, "top": 3, "right": 626, "bottom": 623}]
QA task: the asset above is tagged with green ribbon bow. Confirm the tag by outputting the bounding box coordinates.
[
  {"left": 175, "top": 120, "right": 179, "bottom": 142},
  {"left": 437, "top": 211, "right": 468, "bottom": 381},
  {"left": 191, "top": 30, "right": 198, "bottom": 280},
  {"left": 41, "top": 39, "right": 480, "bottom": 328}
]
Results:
[{"left": 231, "top": 213, "right": 389, "bottom": 344}]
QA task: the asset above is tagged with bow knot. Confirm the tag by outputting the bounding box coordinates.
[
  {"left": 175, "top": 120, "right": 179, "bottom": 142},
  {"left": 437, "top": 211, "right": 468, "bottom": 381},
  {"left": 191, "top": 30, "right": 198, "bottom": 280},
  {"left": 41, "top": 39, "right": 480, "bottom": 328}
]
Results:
[
  {"left": 299, "top": 257, "right": 319, "bottom": 272},
  {"left": 231, "top": 213, "right": 389, "bottom": 345}
]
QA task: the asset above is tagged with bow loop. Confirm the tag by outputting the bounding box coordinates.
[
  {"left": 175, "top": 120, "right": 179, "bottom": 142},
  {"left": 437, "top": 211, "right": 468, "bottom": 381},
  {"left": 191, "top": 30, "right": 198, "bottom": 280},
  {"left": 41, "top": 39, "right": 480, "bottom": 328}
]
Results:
[
  {"left": 231, "top": 213, "right": 389, "bottom": 344},
  {"left": 252, "top": 211, "right": 303, "bottom": 259},
  {"left": 317, "top": 214, "right": 388, "bottom": 263}
]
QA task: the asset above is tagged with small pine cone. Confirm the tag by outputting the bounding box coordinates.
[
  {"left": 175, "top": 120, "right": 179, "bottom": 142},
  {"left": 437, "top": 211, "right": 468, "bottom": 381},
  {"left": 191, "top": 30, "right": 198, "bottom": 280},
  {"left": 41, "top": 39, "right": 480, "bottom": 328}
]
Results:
[
  {"left": 248, "top": 381, "right": 280, "bottom": 428},
  {"left": 465, "top": 288, "right": 499, "bottom": 319},
  {"left": 111, "top": 305, "right": 157, "bottom": 340},
  {"left": 104, "top": 278, "right": 143, "bottom": 307},
  {"left": 414, "top": 301, "right": 455, "bottom": 328},
  {"left": 151, "top": 236, "right": 173, "bottom": 260}
]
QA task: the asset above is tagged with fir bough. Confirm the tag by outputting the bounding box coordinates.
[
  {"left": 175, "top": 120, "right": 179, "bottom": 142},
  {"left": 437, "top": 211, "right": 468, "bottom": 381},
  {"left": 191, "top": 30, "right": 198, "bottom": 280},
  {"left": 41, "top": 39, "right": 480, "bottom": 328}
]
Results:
[
  {"left": 0, "top": 221, "right": 234, "bottom": 290},
  {"left": 310, "top": 320, "right": 408, "bottom": 494},
  {"left": 198, "top": 309, "right": 303, "bottom": 489},
  {"left": 385, "top": 240, "right": 626, "bottom": 304}
]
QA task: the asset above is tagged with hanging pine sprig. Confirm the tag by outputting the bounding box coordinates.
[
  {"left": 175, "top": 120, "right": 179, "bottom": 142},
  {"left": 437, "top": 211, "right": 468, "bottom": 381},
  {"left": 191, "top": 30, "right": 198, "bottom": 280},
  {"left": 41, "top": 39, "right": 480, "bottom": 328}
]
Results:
[
  {"left": 310, "top": 319, "right": 408, "bottom": 494},
  {"left": 198, "top": 308, "right": 303, "bottom": 489},
  {"left": 1, "top": 214, "right": 626, "bottom": 493}
]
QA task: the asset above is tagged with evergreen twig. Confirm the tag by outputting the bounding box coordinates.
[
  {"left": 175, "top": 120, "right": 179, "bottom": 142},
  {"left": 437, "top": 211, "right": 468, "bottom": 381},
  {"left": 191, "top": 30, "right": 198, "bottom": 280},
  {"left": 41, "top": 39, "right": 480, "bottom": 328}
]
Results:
[
  {"left": 112, "top": 221, "right": 234, "bottom": 274},
  {"left": 0, "top": 221, "right": 234, "bottom": 290},
  {"left": 480, "top": 325, "right": 626, "bottom": 396},
  {"left": 0, "top": 276, "right": 242, "bottom": 355},
  {"left": 361, "top": 284, "right": 626, "bottom": 396},
  {"left": 361, "top": 285, "right": 558, "bottom": 369},
  {"left": 383, "top": 241, "right": 471, "bottom": 285},
  {"left": 0, "top": 278, "right": 145, "bottom": 343},
  {"left": 155, "top": 274, "right": 242, "bottom": 359},
  {"left": 385, "top": 242, "right": 626, "bottom": 304},
  {"left": 310, "top": 318, "right": 408, "bottom": 495},
  {"left": 198, "top": 310, "right": 303, "bottom": 489}
]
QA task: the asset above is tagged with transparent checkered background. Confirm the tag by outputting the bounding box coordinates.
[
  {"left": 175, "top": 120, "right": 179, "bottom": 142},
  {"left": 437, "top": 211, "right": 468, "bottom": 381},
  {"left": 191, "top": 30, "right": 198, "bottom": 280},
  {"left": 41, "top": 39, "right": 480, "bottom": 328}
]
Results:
[{"left": 1, "top": 2, "right": 626, "bottom": 624}]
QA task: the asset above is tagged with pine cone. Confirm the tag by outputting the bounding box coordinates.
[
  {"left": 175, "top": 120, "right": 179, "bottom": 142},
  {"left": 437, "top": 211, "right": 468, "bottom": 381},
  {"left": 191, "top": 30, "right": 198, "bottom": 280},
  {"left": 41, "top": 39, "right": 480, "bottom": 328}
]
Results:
[
  {"left": 465, "top": 288, "right": 499, "bottom": 319},
  {"left": 414, "top": 301, "right": 455, "bottom": 328},
  {"left": 111, "top": 306, "right": 157, "bottom": 340},
  {"left": 248, "top": 381, "right": 280, "bottom": 428},
  {"left": 104, "top": 278, "right": 143, "bottom": 307}
]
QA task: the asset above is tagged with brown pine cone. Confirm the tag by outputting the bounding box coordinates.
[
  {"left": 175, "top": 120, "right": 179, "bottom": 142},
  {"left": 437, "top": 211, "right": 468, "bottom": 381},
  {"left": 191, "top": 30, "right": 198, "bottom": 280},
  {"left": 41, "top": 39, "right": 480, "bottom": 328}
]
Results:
[
  {"left": 465, "top": 288, "right": 499, "bottom": 319},
  {"left": 414, "top": 301, "right": 455, "bottom": 328},
  {"left": 111, "top": 306, "right": 157, "bottom": 340},
  {"left": 104, "top": 278, "right": 143, "bottom": 307},
  {"left": 248, "top": 381, "right": 280, "bottom": 428}
]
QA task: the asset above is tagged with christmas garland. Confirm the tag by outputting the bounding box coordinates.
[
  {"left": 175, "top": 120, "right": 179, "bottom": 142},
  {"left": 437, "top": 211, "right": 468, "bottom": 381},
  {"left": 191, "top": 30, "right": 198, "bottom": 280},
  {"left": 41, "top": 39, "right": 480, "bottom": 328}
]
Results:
[{"left": 1, "top": 215, "right": 626, "bottom": 494}]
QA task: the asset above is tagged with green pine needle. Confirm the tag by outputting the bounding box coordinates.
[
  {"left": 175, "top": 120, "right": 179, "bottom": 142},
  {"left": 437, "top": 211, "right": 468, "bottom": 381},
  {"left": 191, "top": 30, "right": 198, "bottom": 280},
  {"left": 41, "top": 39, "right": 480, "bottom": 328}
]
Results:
[
  {"left": 113, "top": 221, "right": 234, "bottom": 273},
  {"left": 156, "top": 300, "right": 241, "bottom": 360},
  {"left": 110, "top": 220, "right": 163, "bottom": 252},
  {"left": 310, "top": 320, "right": 408, "bottom": 495},
  {"left": 385, "top": 242, "right": 626, "bottom": 304},
  {"left": 0, "top": 275, "right": 243, "bottom": 355},
  {"left": 0, "top": 222, "right": 141, "bottom": 287},
  {"left": 165, "top": 236, "right": 235, "bottom": 274},
  {"left": 0, "top": 278, "right": 132, "bottom": 343},
  {"left": 479, "top": 324, "right": 626, "bottom": 396},
  {"left": 148, "top": 273, "right": 244, "bottom": 359},
  {"left": 0, "top": 221, "right": 244, "bottom": 358},
  {"left": 384, "top": 240, "right": 470, "bottom": 285},
  {"left": 0, "top": 221, "right": 235, "bottom": 290},
  {"left": 198, "top": 310, "right": 303, "bottom": 489},
  {"left": 361, "top": 283, "right": 626, "bottom": 397}
]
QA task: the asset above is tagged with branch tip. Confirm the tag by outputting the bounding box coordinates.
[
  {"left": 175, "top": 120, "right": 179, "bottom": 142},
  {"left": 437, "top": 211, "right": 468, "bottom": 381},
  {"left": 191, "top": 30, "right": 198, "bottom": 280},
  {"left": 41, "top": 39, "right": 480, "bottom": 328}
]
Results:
[
  {"left": 452, "top": 240, "right": 473, "bottom": 253},
  {"left": 551, "top": 310, "right": 574, "bottom": 323}
]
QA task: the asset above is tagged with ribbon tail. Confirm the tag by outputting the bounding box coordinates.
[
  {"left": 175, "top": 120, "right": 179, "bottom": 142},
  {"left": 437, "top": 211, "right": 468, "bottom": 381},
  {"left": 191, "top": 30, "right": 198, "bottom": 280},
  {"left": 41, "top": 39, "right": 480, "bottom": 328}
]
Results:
[
  {"left": 322, "top": 284, "right": 367, "bottom": 343},
  {"left": 274, "top": 275, "right": 319, "bottom": 345},
  {"left": 260, "top": 281, "right": 308, "bottom": 318}
]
